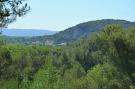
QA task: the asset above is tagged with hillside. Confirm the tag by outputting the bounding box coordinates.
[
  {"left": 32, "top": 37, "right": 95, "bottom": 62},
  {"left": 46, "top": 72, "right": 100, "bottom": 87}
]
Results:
[
  {"left": 28, "top": 19, "right": 135, "bottom": 44},
  {"left": 49, "top": 19, "right": 135, "bottom": 44},
  {"left": 5, "top": 19, "right": 135, "bottom": 44}
]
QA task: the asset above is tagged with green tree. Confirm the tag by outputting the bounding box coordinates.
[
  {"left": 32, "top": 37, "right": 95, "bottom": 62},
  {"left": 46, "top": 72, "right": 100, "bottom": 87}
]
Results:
[
  {"left": 0, "top": 0, "right": 30, "bottom": 34},
  {"left": 0, "top": 47, "right": 12, "bottom": 80}
]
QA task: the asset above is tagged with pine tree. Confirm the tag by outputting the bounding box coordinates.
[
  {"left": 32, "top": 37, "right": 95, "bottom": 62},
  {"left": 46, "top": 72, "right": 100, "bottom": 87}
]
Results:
[{"left": 0, "top": 0, "right": 30, "bottom": 34}]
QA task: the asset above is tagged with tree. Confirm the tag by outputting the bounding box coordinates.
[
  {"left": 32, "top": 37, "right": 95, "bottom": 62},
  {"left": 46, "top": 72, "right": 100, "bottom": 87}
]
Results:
[
  {"left": 0, "top": 47, "right": 12, "bottom": 80},
  {"left": 0, "top": 0, "right": 30, "bottom": 34}
]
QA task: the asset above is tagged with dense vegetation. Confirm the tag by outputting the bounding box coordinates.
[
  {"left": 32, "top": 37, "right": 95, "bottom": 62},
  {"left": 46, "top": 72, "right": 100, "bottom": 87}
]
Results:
[{"left": 1, "top": 24, "right": 135, "bottom": 89}]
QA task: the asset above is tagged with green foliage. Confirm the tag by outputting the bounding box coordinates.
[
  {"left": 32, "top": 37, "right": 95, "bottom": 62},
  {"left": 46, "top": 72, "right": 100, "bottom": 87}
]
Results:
[
  {"left": 1, "top": 25, "right": 135, "bottom": 89},
  {"left": 86, "top": 64, "right": 131, "bottom": 89},
  {"left": 0, "top": 0, "right": 30, "bottom": 29}
]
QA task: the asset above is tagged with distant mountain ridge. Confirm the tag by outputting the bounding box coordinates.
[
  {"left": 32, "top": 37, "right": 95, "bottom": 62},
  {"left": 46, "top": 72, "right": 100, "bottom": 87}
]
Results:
[{"left": 2, "top": 29, "right": 58, "bottom": 37}]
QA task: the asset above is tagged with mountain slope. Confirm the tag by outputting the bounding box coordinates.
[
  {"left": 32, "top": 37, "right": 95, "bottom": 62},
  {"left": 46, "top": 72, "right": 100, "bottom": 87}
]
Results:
[
  {"left": 2, "top": 29, "right": 57, "bottom": 37},
  {"left": 5, "top": 19, "right": 135, "bottom": 44},
  {"left": 40, "top": 19, "right": 135, "bottom": 44}
]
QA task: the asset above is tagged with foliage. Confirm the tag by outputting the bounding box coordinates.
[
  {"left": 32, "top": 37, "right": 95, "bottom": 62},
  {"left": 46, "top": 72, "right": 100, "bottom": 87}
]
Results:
[
  {"left": 0, "top": 0, "right": 30, "bottom": 34},
  {"left": 0, "top": 25, "right": 135, "bottom": 89}
]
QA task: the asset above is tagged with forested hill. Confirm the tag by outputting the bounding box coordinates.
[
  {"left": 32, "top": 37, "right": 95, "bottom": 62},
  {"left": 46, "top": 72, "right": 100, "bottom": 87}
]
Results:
[
  {"left": 5, "top": 19, "right": 135, "bottom": 44},
  {"left": 48, "top": 19, "right": 135, "bottom": 44}
]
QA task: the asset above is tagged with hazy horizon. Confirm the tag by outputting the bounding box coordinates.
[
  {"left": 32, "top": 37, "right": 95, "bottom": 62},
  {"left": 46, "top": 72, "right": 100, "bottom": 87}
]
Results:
[{"left": 8, "top": 0, "right": 135, "bottom": 31}]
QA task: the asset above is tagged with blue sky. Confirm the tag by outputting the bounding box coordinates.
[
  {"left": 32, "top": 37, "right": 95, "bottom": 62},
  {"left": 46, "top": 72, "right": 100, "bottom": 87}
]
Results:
[{"left": 8, "top": 0, "right": 135, "bottom": 31}]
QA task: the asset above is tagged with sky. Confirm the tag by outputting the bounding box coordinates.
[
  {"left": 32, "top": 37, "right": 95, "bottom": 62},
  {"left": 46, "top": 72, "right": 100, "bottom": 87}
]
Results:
[{"left": 8, "top": 0, "right": 135, "bottom": 31}]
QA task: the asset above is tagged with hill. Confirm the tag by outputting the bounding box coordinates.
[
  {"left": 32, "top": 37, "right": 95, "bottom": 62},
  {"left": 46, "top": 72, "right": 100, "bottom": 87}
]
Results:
[
  {"left": 5, "top": 19, "right": 135, "bottom": 44},
  {"left": 49, "top": 19, "right": 135, "bottom": 44}
]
